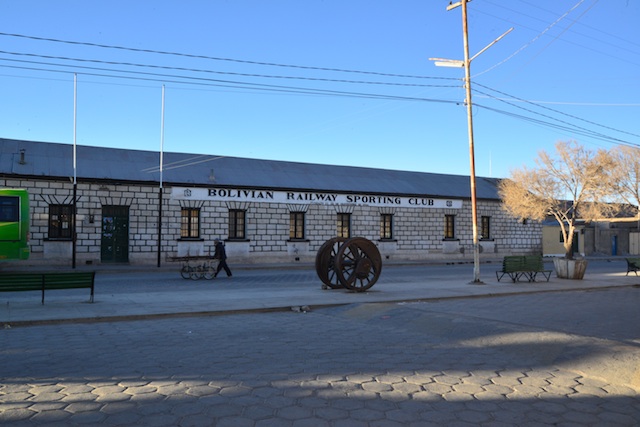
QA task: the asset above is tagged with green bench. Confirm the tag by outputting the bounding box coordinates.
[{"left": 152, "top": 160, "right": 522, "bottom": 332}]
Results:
[
  {"left": 496, "top": 255, "right": 552, "bottom": 283},
  {"left": 0, "top": 272, "right": 95, "bottom": 304},
  {"left": 626, "top": 258, "right": 640, "bottom": 276}
]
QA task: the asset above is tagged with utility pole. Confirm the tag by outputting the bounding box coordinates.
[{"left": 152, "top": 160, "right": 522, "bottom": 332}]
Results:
[
  {"left": 460, "top": 0, "right": 480, "bottom": 283},
  {"left": 430, "top": 0, "right": 512, "bottom": 284}
]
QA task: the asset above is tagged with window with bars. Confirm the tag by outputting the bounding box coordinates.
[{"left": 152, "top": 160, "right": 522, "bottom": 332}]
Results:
[
  {"left": 229, "top": 209, "right": 246, "bottom": 240},
  {"left": 49, "top": 204, "right": 73, "bottom": 239},
  {"left": 180, "top": 208, "right": 200, "bottom": 239},
  {"left": 444, "top": 214, "right": 456, "bottom": 239},
  {"left": 380, "top": 214, "right": 393, "bottom": 240},
  {"left": 337, "top": 213, "right": 351, "bottom": 238},
  {"left": 481, "top": 216, "right": 491, "bottom": 240},
  {"left": 289, "top": 212, "right": 305, "bottom": 240}
]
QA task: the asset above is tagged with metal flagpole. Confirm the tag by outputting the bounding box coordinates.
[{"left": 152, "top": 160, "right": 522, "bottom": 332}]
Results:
[
  {"left": 72, "top": 73, "right": 78, "bottom": 269},
  {"left": 157, "top": 85, "right": 165, "bottom": 268}
]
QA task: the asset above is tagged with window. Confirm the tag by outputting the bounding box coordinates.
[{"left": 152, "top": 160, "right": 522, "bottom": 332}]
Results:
[
  {"left": 289, "top": 212, "right": 305, "bottom": 240},
  {"left": 337, "top": 213, "right": 351, "bottom": 238},
  {"left": 481, "top": 216, "right": 491, "bottom": 240},
  {"left": 444, "top": 214, "right": 455, "bottom": 239},
  {"left": 380, "top": 214, "right": 393, "bottom": 240},
  {"left": 180, "top": 208, "right": 200, "bottom": 239},
  {"left": 49, "top": 204, "right": 73, "bottom": 239},
  {"left": 0, "top": 196, "right": 19, "bottom": 222},
  {"left": 229, "top": 209, "right": 246, "bottom": 240}
]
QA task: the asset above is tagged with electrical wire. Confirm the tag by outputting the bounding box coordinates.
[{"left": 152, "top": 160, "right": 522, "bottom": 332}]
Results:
[
  {"left": 0, "top": 31, "right": 636, "bottom": 150},
  {"left": 0, "top": 61, "right": 462, "bottom": 105},
  {"left": 473, "top": 82, "right": 640, "bottom": 140},
  {"left": 0, "top": 31, "right": 457, "bottom": 81},
  {"left": 475, "top": 102, "right": 640, "bottom": 149},
  {"left": 0, "top": 49, "right": 458, "bottom": 89},
  {"left": 472, "top": 0, "right": 588, "bottom": 78}
]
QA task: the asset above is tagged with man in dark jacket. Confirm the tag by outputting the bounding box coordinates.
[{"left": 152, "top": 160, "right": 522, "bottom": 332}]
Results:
[{"left": 213, "top": 238, "right": 232, "bottom": 278}]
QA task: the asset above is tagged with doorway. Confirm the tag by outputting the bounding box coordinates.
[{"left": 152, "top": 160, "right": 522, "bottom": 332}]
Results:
[{"left": 101, "top": 205, "right": 129, "bottom": 263}]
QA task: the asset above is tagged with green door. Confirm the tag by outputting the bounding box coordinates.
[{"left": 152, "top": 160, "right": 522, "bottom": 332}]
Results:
[{"left": 101, "top": 205, "right": 129, "bottom": 263}]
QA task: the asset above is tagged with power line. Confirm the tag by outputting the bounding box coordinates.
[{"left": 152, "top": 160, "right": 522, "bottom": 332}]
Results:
[
  {"left": 475, "top": 102, "right": 640, "bottom": 149},
  {"left": 473, "top": 0, "right": 588, "bottom": 77},
  {"left": 1, "top": 57, "right": 635, "bottom": 148},
  {"left": 0, "top": 61, "right": 462, "bottom": 105},
  {"left": 0, "top": 49, "right": 458, "bottom": 89},
  {"left": 473, "top": 0, "right": 640, "bottom": 78},
  {"left": 0, "top": 31, "right": 458, "bottom": 81},
  {"left": 474, "top": 82, "right": 640, "bottom": 140},
  {"left": 1, "top": 32, "right": 636, "bottom": 149},
  {"left": 515, "top": 0, "right": 640, "bottom": 49}
]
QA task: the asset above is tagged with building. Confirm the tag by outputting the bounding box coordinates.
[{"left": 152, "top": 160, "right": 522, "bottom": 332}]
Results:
[
  {"left": 0, "top": 138, "right": 542, "bottom": 267},
  {"left": 543, "top": 218, "right": 640, "bottom": 258}
]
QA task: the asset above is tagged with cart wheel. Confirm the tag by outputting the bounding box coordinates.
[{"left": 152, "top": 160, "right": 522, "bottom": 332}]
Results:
[
  {"left": 180, "top": 265, "right": 191, "bottom": 279},
  {"left": 315, "top": 237, "right": 347, "bottom": 289},
  {"left": 335, "top": 237, "right": 382, "bottom": 292},
  {"left": 189, "top": 265, "right": 204, "bottom": 280},
  {"left": 203, "top": 263, "right": 216, "bottom": 280}
]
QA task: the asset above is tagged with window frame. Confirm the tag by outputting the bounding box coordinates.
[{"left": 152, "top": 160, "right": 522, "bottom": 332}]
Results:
[
  {"left": 481, "top": 216, "right": 492, "bottom": 240},
  {"left": 228, "top": 209, "right": 246, "bottom": 240},
  {"left": 337, "top": 213, "right": 351, "bottom": 239},
  {"left": 289, "top": 211, "right": 305, "bottom": 240},
  {"left": 380, "top": 213, "right": 393, "bottom": 240},
  {"left": 0, "top": 196, "right": 19, "bottom": 222},
  {"left": 444, "top": 214, "right": 456, "bottom": 240},
  {"left": 48, "top": 204, "right": 73, "bottom": 240},
  {"left": 180, "top": 207, "right": 201, "bottom": 239}
]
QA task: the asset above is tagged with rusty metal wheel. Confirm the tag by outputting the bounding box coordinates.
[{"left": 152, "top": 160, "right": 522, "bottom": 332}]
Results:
[
  {"left": 315, "top": 237, "right": 347, "bottom": 289},
  {"left": 334, "top": 237, "right": 382, "bottom": 292}
]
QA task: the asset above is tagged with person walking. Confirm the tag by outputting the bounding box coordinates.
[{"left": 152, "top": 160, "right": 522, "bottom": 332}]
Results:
[{"left": 213, "top": 238, "right": 232, "bottom": 278}]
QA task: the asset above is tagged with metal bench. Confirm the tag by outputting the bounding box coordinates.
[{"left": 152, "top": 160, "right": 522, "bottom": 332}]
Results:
[
  {"left": 522, "top": 255, "right": 552, "bottom": 282},
  {"left": 496, "top": 256, "right": 526, "bottom": 282},
  {"left": 0, "top": 272, "right": 95, "bottom": 304},
  {"left": 496, "top": 255, "right": 551, "bottom": 282}
]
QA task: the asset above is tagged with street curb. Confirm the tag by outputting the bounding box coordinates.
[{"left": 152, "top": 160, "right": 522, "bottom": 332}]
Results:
[{"left": 4, "top": 283, "right": 638, "bottom": 329}]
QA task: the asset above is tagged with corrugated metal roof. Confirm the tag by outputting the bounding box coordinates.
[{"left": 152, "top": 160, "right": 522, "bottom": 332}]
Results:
[{"left": 0, "top": 138, "right": 501, "bottom": 200}]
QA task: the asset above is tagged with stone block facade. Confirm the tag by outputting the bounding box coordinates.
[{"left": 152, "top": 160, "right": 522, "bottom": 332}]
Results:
[{"left": 1, "top": 177, "right": 542, "bottom": 267}]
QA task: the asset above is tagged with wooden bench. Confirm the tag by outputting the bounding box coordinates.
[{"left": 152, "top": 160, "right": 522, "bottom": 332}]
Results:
[
  {"left": 626, "top": 258, "right": 640, "bottom": 276},
  {"left": 0, "top": 272, "right": 95, "bottom": 304},
  {"left": 496, "top": 255, "right": 551, "bottom": 282}
]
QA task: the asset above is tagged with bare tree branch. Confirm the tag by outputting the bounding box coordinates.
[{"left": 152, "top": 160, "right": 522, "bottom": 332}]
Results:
[{"left": 499, "top": 141, "right": 618, "bottom": 259}]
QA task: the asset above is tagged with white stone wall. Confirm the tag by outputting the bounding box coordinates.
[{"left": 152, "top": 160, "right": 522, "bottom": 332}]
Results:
[{"left": 1, "top": 178, "right": 542, "bottom": 266}]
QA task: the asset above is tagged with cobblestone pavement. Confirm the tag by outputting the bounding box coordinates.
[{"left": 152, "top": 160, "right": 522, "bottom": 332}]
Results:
[{"left": 1, "top": 287, "right": 639, "bottom": 426}]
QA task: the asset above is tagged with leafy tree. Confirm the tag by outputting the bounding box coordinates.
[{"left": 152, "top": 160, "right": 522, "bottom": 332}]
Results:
[
  {"left": 498, "top": 141, "right": 618, "bottom": 259},
  {"left": 609, "top": 145, "right": 640, "bottom": 228}
]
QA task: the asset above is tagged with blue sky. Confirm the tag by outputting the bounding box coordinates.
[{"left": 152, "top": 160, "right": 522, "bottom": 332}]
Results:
[{"left": 0, "top": 0, "right": 638, "bottom": 179}]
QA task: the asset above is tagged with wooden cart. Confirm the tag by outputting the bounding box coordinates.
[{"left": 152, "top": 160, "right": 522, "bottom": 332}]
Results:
[{"left": 169, "top": 255, "right": 219, "bottom": 280}]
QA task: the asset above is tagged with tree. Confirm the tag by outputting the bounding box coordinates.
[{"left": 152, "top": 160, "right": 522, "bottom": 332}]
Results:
[
  {"left": 498, "top": 141, "right": 618, "bottom": 259},
  {"left": 609, "top": 145, "right": 640, "bottom": 228}
]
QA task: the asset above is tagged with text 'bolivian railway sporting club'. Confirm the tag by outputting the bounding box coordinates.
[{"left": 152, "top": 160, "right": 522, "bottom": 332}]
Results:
[{"left": 172, "top": 187, "right": 462, "bottom": 209}]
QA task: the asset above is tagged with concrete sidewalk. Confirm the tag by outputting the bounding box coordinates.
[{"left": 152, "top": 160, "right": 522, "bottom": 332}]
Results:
[{"left": 1, "top": 262, "right": 639, "bottom": 326}]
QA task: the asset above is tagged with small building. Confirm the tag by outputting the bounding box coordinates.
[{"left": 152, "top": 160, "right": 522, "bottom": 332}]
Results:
[
  {"left": 542, "top": 217, "right": 640, "bottom": 258},
  {"left": 541, "top": 220, "right": 586, "bottom": 258},
  {"left": 0, "top": 138, "right": 543, "bottom": 267}
]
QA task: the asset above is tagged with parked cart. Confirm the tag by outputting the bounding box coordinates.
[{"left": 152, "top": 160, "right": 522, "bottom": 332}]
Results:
[{"left": 170, "top": 256, "right": 219, "bottom": 280}]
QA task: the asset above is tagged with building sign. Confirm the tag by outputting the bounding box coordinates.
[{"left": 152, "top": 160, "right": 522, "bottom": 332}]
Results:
[{"left": 172, "top": 187, "right": 462, "bottom": 209}]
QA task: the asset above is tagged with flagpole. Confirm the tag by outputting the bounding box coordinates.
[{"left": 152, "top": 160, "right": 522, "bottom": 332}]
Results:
[
  {"left": 72, "top": 73, "right": 78, "bottom": 269},
  {"left": 157, "top": 84, "right": 165, "bottom": 267}
]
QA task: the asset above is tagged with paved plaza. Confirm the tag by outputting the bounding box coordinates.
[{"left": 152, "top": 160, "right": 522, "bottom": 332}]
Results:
[{"left": 1, "top": 262, "right": 639, "bottom": 426}]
